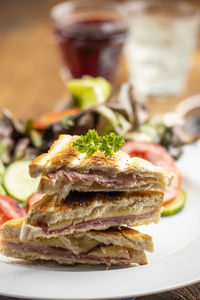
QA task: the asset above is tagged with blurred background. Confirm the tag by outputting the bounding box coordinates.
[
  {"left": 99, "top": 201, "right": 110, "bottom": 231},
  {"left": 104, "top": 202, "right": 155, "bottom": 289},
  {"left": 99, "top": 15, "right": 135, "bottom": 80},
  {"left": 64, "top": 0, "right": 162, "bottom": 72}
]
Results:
[{"left": 0, "top": 0, "right": 200, "bottom": 119}]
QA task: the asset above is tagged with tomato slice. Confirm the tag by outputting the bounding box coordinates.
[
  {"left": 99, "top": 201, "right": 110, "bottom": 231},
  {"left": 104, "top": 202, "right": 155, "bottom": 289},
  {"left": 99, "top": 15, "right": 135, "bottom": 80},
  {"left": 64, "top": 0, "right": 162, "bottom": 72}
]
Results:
[
  {"left": 27, "top": 193, "right": 43, "bottom": 209},
  {"left": 34, "top": 108, "right": 81, "bottom": 130},
  {"left": 0, "top": 211, "right": 9, "bottom": 226},
  {"left": 121, "top": 141, "right": 181, "bottom": 203},
  {"left": 0, "top": 195, "right": 26, "bottom": 220},
  {"left": 121, "top": 141, "right": 176, "bottom": 169}
]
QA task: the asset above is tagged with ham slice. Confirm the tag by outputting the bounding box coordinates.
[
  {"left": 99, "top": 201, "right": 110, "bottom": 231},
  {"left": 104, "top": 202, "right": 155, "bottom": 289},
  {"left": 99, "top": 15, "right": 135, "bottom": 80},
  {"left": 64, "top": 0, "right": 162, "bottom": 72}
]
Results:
[
  {"left": 48, "top": 169, "right": 151, "bottom": 188},
  {"left": 4, "top": 241, "right": 132, "bottom": 264},
  {"left": 40, "top": 208, "right": 158, "bottom": 235}
]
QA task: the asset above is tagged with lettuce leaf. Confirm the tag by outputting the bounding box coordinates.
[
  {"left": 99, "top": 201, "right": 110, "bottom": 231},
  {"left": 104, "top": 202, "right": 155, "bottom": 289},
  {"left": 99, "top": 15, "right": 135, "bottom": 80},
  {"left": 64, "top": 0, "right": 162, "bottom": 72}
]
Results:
[{"left": 67, "top": 76, "right": 111, "bottom": 109}]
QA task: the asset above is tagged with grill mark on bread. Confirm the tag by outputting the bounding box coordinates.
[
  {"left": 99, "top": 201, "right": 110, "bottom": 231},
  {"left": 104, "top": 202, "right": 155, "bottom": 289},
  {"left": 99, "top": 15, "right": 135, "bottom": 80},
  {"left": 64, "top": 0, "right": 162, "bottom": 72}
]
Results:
[
  {"left": 79, "top": 151, "right": 124, "bottom": 168},
  {"left": 30, "top": 190, "right": 163, "bottom": 213},
  {"left": 50, "top": 137, "right": 79, "bottom": 166},
  {"left": 65, "top": 191, "right": 124, "bottom": 207}
]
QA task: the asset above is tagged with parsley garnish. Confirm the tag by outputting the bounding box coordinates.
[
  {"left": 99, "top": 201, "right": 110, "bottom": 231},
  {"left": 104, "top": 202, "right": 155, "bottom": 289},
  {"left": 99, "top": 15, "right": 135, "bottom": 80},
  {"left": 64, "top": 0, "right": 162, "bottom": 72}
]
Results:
[{"left": 73, "top": 129, "right": 125, "bottom": 157}]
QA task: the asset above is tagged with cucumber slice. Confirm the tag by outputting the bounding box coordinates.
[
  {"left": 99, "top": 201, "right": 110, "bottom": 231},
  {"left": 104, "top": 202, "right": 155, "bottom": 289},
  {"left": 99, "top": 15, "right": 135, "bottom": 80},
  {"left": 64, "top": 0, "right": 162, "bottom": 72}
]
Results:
[
  {"left": 0, "top": 159, "right": 5, "bottom": 184},
  {"left": 162, "top": 189, "right": 186, "bottom": 217},
  {"left": 4, "top": 160, "right": 40, "bottom": 202},
  {"left": 0, "top": 185, "right": 6, "bottom": 195}
]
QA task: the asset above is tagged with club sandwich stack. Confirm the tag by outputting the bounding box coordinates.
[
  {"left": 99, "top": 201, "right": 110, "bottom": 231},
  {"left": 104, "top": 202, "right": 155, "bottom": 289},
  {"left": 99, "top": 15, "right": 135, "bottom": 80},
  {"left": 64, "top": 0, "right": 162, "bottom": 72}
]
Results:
[{"left": 0, "top": 135, "right": 173, "bottom": 266}]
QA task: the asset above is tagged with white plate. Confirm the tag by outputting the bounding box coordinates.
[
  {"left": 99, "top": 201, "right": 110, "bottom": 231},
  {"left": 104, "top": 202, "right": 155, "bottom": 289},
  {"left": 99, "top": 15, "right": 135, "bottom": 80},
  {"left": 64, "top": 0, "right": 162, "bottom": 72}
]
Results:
[{"left": 0, "top": 142, "right": 200, "bottom": 299}]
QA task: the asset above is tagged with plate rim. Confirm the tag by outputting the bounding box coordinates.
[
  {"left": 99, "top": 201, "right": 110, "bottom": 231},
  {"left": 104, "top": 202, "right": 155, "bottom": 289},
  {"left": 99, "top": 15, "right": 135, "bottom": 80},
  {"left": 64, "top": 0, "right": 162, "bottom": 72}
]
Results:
[{"left": 0, "top": 232, "right": 199, "bottom": 299}]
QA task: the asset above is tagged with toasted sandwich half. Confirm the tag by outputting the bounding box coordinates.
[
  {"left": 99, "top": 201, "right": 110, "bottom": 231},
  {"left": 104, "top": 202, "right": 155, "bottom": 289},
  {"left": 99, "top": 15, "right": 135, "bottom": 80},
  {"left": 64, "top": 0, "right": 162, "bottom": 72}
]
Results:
[
  {"left": 1, "top": 218, "right": 153, "bottom": 266},
  {"left": 29, "top": 135, "right": 173, "bottom": 195},
  {"left": 20, "top": 190, "right": 163, "bottom": 241}
]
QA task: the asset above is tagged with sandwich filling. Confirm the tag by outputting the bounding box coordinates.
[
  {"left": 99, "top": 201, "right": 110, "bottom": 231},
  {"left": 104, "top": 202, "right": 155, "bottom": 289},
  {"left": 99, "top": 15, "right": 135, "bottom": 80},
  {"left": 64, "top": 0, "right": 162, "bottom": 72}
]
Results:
[
  {"left": 39, "top": 207, "right": 159, "bottom": 235},
  {"left": 44, "top": 169, "right": 165, "bottom": 192},
  {"left": 2, "top": 241, "right": 136, "bottom": 265}
]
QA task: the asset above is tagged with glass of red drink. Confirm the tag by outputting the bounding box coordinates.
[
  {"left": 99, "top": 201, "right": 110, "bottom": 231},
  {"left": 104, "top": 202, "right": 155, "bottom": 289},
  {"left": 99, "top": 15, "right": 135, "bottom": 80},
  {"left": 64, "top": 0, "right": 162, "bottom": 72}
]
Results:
[{"left": 50, "top": 0, "right": 128, "bottom": 83}]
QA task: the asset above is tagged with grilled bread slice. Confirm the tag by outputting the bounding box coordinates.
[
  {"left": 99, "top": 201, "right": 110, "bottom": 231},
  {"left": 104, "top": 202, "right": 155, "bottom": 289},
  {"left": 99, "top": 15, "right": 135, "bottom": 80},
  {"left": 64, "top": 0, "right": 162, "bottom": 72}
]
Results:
[
  {"left": 1, "top": 218, "right": 153, "bottom": 266},
  {"left": 20, "top": 190, "right": 163, "bottom": 241},
  {"left": 29, "top": 135, "right": 173, "bottom": 195}
]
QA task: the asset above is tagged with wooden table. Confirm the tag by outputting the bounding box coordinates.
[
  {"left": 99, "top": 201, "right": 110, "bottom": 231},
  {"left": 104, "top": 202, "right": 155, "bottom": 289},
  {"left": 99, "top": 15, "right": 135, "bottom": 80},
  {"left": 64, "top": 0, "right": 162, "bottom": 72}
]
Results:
[{"left": 0, "top": 1, "right": 199, "bottom": 299}]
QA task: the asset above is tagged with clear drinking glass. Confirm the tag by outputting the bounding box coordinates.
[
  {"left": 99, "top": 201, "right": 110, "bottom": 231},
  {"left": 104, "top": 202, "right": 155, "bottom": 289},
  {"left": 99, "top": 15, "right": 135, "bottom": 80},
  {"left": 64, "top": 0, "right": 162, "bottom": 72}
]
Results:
[
  {"left": 125, "top": 0, "right": 199, "bottom": 97},
  {"left": 50, "top": 0, "right": 128, "bottom": 83}
]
